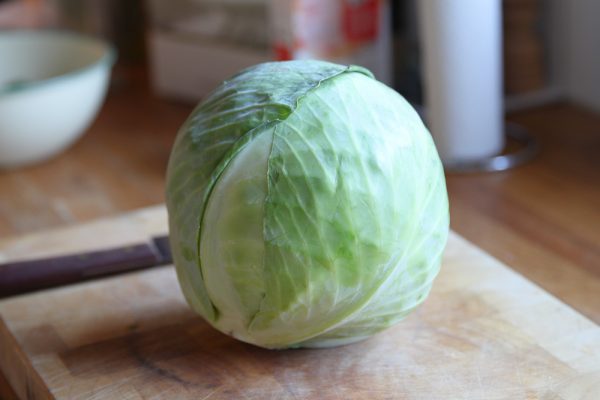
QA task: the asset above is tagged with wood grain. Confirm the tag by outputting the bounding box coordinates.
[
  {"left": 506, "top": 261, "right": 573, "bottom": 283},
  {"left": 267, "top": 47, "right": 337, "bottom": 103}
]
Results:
[
  {"left": 447, "top": 104, "right": 600, "bottom": 323},
  {"left": 0, "top": 206, "right": 598, "bottom": 399},
  {"left": 503, "top": 0, "right": 546, "bottom": 94},
  {"left": 0, "top": 372, "right": 18, "bottom": 400}
]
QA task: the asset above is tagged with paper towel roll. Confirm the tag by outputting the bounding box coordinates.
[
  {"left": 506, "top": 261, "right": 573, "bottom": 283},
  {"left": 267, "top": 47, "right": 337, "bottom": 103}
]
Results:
[{"left": 417, "top": 0, "right": 504, "bottom": 164}]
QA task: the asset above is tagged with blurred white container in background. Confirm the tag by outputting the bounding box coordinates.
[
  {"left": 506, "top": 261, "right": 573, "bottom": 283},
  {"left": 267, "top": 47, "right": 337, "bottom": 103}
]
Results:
[
  {"left": 146, "top": 0, "right": 270, "bottom": 101},
  {"left": 0, "top": 31, "right": 115, "bottom": 168},
  {"left": 146, "top": 0, "right": 392, "bottom": 101},
  {"left": 418, "top": 0, "right": 503, "bottom": 164}
]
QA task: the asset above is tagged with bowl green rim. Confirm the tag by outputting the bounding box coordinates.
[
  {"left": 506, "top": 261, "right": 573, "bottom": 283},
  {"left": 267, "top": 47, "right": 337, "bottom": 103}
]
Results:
[{"left": 0, "top": 29, "right": 117, "bottom": 96}]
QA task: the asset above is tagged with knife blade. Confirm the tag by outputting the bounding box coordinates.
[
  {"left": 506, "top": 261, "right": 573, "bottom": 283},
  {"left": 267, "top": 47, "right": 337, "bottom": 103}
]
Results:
[{"left": 0, "top": 235, "right": 172, "bottom": 298}]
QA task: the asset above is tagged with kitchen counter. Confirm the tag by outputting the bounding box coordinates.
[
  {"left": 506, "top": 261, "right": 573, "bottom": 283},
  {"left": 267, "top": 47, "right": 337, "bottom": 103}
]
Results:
[{"left": 1, "top": 69, "right": 599, "bottom": 398}]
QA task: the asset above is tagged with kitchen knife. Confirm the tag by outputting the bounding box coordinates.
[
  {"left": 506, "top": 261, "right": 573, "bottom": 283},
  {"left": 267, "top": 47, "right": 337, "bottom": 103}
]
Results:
[{"left": 0, "top": 235, "right": 172, "bottom": 298}]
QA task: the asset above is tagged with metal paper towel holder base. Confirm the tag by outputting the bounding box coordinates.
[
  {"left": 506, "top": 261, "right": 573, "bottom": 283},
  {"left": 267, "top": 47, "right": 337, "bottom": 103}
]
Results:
[{"left": 443, "top": 122, "right": 539, "bottom": 173}]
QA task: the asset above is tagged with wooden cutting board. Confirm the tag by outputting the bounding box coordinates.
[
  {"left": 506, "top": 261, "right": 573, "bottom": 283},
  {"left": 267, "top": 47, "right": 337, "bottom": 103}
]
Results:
[{"left": 0, "top": 205, "right": 599, "bottom": 399}]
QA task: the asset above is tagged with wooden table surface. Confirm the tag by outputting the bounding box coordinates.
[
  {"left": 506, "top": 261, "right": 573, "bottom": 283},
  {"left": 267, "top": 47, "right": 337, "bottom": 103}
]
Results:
[
  {"left": 2, "top": 206, "right": 599, "bottom": 399},
  {"left": 1, "top": 70, "right": 599, "bottom": 398}
]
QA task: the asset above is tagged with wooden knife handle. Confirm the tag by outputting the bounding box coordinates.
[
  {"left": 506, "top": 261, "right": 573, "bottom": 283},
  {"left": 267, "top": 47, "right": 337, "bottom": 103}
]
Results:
[{"left": 0, "top": 243, "right": 161, "bottom": 298}]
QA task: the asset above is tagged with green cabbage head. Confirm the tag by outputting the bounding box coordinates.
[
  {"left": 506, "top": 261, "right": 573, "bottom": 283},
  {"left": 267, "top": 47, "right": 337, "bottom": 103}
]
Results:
[{"left": 166, "top": 60, "right": 449, "bottom": 349}]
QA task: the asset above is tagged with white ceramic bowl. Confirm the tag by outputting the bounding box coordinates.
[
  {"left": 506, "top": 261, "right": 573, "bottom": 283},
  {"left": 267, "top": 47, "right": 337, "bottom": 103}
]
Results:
[{"left": 0, "top": 30, "right": 115, "bottom": 168}]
